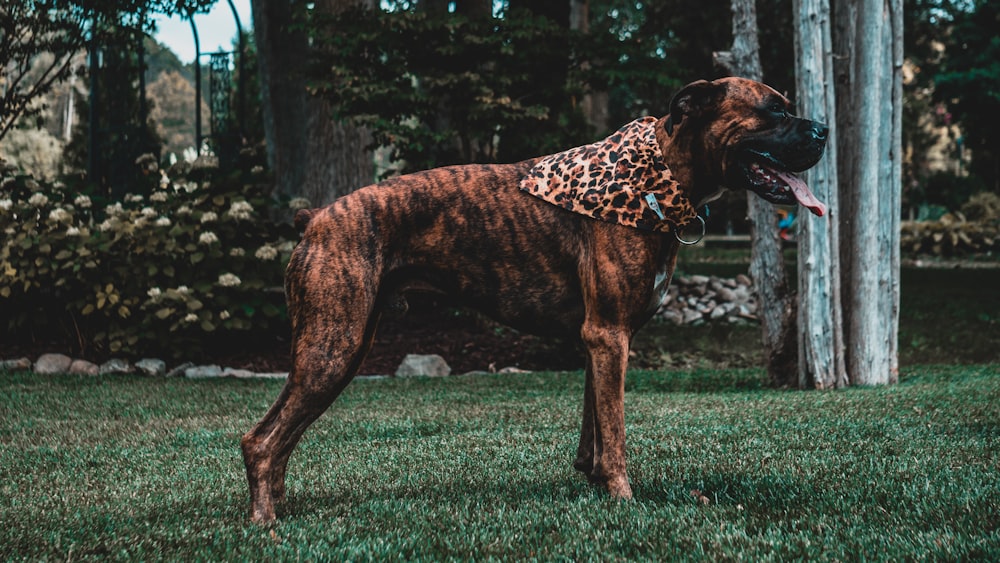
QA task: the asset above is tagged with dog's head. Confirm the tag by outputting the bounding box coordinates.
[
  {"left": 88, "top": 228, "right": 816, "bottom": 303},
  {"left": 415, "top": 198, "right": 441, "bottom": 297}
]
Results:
[{"left": 664, "top": 77, "right": 828, "bottom": 216}]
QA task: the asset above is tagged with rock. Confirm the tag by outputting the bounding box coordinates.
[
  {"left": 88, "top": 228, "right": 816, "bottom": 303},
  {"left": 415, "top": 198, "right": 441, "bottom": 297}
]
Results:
[
  {"left": 184, "top": 365, "right": 223, "bottom": 378},
  {"left": 222, "top": 367, "right": 255, "bottom": 379},
  {"left": 248, "top": 372, "right": 289, "bottom": 380},
  {"left": 99, "top": 358, "right": 134, "bottom": 375},
  {"left": 736, "top": 273, "right": 752, "bottom": 286},
  {"left": 166, "top": 362, "right": 194, "bottom": 378},
  {"left": 34, "top": 353, "right": 73, "bottom": 374},
  {"left": 135, "top": 358, "right": 167, "bottom": 377},
  {"left": 68, "top": 359, "right": 99, "bottom": 375},
  {"left": 682, "top": 309, "right": 704, "bottom": 324},
  {"left": 0, "top": 357, "right": 32, "bottom": 371},
  {"left": 395, "top": 354, "right": 451, "bottom": 377}
]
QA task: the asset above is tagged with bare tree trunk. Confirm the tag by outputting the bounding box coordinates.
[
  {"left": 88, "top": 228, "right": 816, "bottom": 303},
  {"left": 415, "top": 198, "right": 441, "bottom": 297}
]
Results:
[
  {"left": 833, "top": 0, "right": 902, "bottom": 385},
  {"left": 252, "top": 0, "right": 375, "bottom": 214},
  {"left": 717, "top": 0, "right": 799, "bottom": 387},
  {"left": 251, "top": 0, "right": 308, "bottom": 204},
  {"left": 303, "top": 0, "right": 376, "bottom": 207},
  {"left": 793, "top": 0, "right": 848, "bottom": 389},
  {"left": 570, "top": 0, "right": 609, "bottom": 134}
]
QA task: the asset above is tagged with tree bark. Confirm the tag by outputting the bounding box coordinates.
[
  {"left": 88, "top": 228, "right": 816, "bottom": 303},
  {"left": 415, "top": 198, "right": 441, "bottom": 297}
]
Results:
[
  {"left": 793, "top": 0, "right": 847, "bottom": 389},
  {"left": 833, "top": 0, "right": 902, "bottom": 385},
  {"left": 719, "top": 0, "right": 799, "bottom": 387},
  {"left": 252, "top": 0, "right": 375, "bottom": 214}
]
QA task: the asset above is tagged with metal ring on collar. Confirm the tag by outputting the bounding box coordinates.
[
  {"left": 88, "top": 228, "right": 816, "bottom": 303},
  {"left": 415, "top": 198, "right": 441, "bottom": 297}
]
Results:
[{"left": 675, "top": 214, "right": 706, "bottom": 246}]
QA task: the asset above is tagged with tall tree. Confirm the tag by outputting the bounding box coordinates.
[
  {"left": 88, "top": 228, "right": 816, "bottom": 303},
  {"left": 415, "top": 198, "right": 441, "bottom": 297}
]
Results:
[
  {"left": 793, "top": 0, "right": 847, "bottom": 388},
  {"left": 716, "top": 0, "right": 799, "bottom": 386},
  {"left": 833, "top": 0, "right": 903, "bottom": 385},
  {"left": 252, "top": 0, "right": 375, "bottom": 212}
]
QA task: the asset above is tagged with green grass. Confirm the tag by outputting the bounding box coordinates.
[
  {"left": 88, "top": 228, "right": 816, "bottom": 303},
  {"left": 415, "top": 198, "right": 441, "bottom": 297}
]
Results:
[{"left": 2, "top": 366, "right": 999, "bottom": 560}]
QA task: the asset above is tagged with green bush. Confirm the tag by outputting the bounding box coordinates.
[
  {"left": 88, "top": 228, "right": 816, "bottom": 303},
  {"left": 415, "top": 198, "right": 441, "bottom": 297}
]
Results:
[{"left": 0, "top": 155, "right": 303, "bottom": 359}]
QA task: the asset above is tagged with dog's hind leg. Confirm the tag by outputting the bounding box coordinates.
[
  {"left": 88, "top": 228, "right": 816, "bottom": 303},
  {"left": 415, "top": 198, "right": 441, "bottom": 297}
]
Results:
[{"left": 242, "top": 244, "right": 381, "bottom": 523}]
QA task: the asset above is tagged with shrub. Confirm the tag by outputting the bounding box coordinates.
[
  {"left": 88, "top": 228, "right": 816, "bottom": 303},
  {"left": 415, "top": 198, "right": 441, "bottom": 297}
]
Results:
[{"left": 0, "top": 154, "right": 301, "bottom": 360}]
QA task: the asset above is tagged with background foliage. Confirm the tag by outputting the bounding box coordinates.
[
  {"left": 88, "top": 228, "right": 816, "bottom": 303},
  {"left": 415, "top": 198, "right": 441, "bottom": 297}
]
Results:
[{"left": 0, "top": 151, "right": 297, "bottom": 359}]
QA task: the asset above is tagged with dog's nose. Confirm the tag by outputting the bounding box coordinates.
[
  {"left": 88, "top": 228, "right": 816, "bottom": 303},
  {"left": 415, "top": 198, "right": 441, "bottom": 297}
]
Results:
[{"left": 811, "top": 123, "right": 829, "bottom": 142}]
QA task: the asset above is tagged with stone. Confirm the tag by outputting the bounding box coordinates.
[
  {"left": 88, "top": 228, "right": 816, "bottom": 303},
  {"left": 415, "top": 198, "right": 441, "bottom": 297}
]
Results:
[
  {"left": 135, "top": 358, "right": 167, "bottom": 377},
  {"left": 0, "top": 357, "right": 32, "bottom": 371},
  {"left": 184, "top": 365, "right": 223, "bottom": 379},
  {"left": 736, "top": 273, "right": 753, "bottom": 287},
  {"left": 68, "top": 359, "right": 99, "bottom": 375},
  {"left": 165, "top": 362, "right": 194, "bottom": 378},
  {"left": 99, "top": 358, "right": 134, "bottom": 375},
  {"left": 395, "top": 354, "right": 451, "bottom": 377},
  {"left": 222, "top": 367, "right": 255, "bottom": 379},
  {"left": 34, "top": 353, "right": 73, "bottom": 374}
]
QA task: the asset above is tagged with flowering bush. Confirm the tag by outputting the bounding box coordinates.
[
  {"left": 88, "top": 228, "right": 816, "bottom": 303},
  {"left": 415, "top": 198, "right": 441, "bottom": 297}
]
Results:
[{"left": 0, "top": 155, "right": 302, "bottom": 359}]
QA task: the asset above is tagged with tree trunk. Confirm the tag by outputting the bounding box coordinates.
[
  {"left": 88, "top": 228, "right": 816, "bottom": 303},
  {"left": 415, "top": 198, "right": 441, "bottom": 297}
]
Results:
[
  {"left": 793, "top": 0, "right": 848, "bottom": 389},
  {"left": 570, "top": 0, "right": 609, "bottom": 134},
  {"left": 719, "top": 0, "right": 799, "bottom": 387},
  {"left": 833, "top": 0, "right": 902, "bottom": 385},
  {"left": 252, "top": 0, "right": 375, "bottom": 214},
  {"left": 251, "top": 0, "right": 308, "bottom": 204}
]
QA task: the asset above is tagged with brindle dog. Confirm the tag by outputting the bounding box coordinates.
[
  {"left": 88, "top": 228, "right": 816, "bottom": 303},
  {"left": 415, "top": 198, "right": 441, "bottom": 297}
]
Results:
[{"left": 241, "top": 77, "right": 828, "bottom": 523}]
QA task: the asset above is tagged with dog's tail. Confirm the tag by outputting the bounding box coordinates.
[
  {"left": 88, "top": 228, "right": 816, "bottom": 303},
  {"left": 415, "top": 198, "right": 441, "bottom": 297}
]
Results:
[{"left": 294, "top": 209, "right": 317, "bottom": 232}]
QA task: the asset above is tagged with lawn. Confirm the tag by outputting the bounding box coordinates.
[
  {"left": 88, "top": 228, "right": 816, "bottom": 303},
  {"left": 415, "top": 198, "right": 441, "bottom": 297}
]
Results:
[{"left": 1, "top": 365, "right": 998, "bottom": 560}]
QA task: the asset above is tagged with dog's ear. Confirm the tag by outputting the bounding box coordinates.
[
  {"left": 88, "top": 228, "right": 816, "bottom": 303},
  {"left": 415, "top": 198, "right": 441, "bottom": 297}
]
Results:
[{"left": 666, "top": 80, "right": 724, "bottom": 136}]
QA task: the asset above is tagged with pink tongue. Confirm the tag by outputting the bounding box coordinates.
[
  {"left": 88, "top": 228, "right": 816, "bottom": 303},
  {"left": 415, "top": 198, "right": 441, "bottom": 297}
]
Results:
[{"left": 774, "top": 169, "right": 827, "bottom": 217}]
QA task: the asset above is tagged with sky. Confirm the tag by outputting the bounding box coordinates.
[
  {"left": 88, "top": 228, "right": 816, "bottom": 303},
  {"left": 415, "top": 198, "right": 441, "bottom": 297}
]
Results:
[{"left": 151, "top": 0, "right": 253, "bottom": 63}]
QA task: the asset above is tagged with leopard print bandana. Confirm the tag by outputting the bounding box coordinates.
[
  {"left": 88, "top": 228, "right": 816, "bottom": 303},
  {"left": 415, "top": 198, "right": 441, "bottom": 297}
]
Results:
[{"left": 519, "top": 117, "right": 697, "bottom": 233}]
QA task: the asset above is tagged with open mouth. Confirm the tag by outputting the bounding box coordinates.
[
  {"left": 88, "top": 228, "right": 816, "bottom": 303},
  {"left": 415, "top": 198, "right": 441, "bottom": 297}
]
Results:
[{"left": 746, "top": 158, "right": 827, "bottom": 217}]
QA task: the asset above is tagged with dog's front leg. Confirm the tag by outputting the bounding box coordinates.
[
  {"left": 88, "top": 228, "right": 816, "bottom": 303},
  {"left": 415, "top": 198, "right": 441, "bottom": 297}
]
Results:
[{"left": 578, "top": 322, "right": 633, "bottom": 499}]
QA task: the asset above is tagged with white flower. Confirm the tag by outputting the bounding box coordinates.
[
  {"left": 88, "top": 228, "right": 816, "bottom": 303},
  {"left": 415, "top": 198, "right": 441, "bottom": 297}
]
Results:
[
  {"left": 176, "top": 285, "right": 190, "bottom": 294},
  {"left": 177, "top": 205, "right": 191, "bottom": 216},
  {"left": 125, "top": 194, "right": 144, "bottom": 203},
  {"left": 199, "top": 231, "right": 219, "bottom": 245},
  {"left": 150, "top": 191, "right": 168, "bottom": 202},
  {"left": 28, "top": 193, "right": 48, "bottom": 207},
  {"left": 219, "top": 310, "right": 231, "bottom": 320},
  {"left": 226, "top": 200, "right": 254, "bottom": 220},
  {"left": 48, "top": 208, "right": 70, "bottom": 222},
  {"left": 74, "top": 195, "right": 92, "bottom": 208},
  {"left": 98, "top": 219, "right": 115, "bottom": 232},
  {"left": 159, "top": 170, "right": 170, "bottom": 188},
  {"left": 255, "top": 245, "right": 278, "bottom": 261},
  {"left": 66, "top": 226, "right": 81, "bottom": 236},
  {"left": 155, "top": 217, "right": 171, "bottom": 227},
  {"left": 251, "top": 165, "right": 264, "bottom": 175},
  {"left": 288, "top": 197, "right": 311, "bottom": 211},
  {"left": 183, "top": 181, "right": 198, "bottom": 193},
  {"left": 133, "top": 217, "right": 148, "bottom": 228},
  {"left": 200, "top": 211, "right": 218, "bottom": 223},
  {"left": 229, "top": 247, "right": 245, "bottom": 257},
  {"left": 141, "top": 206, "right": 157, "bottom": 218},
  {"left": 0, "top": 199, "right": 12, "bottom": 211},
  {"left": 25, "top": 180, "right": 39, "bottom": 191},
  {"left": 105, "top": 202, "right": 124, "bottom": 216},
  {"left": 217, "top": 273, "right": 242, "bottom": 287},
  {"left": 147, "top": 287, "right": 162, "bottom": 299},
  {"left": 184, "top": 313, "right": 198, "bottom": 323}
]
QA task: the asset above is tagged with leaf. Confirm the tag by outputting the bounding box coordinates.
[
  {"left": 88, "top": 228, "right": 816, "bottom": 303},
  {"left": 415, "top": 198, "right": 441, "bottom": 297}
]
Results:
[
  {"left": 81, "top": 304, "right": 95, "bottom": 315},
  {"left": 155, "top": 307, "right": 175, "bottom": 319},
  {"left": 55, "top": 250, "right": 72, "bottom": 260}
]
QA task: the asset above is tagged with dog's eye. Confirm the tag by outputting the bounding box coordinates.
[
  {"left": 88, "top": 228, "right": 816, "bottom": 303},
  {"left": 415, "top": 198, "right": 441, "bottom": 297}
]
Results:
[{"left": 767, "top": 102, "right": 788, "bottom": 118}]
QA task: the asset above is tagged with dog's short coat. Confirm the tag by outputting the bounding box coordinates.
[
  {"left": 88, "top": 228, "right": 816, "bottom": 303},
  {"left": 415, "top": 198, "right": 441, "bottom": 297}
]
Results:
[{"left": 241, "top": 77, "right": 829, "bottom": 523}]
